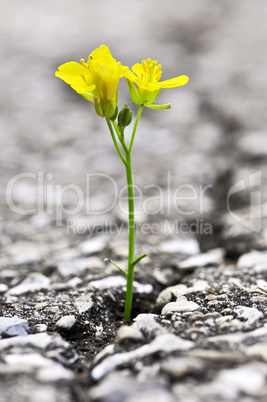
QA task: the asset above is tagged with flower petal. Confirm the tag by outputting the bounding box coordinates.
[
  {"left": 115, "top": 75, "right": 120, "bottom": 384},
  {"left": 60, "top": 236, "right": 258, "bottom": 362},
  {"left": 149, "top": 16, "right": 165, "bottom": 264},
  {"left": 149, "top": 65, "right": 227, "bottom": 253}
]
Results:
[
  {"left": 121, "top": 66, "right": 136, "bottom": 80},
  {"left": 89, "top": 45, "right": 113, "bottom": 64},
  {"left": 55, "top": 62, "right": 95, "bottom": 94},
  {"left": 132, "top": 63, "right": 143, "bottom": 77},
  {"left": 158, "top": 75, "right": 189, "bottom": 89}
]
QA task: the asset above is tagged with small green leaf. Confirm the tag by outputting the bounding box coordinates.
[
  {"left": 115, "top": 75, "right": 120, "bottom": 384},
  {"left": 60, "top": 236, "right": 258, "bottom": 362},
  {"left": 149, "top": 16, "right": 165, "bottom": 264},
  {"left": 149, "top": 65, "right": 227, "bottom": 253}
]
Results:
[{"left": 145, "top": 103, "right": 171, "bottom": 110}]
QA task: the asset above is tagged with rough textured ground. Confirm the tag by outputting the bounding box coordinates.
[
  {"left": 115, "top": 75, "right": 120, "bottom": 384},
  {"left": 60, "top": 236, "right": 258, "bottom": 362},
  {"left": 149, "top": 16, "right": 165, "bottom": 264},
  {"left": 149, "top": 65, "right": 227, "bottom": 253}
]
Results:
[{"left": 1, "top": 1, "right": 267, "bottom": 401}]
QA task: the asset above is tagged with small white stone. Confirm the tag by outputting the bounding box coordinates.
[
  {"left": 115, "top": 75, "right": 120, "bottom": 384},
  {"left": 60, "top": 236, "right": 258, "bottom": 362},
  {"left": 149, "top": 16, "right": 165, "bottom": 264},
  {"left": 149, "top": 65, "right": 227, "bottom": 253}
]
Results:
[
  {"left": 5, "top": 241, "right": 49, "bottom": 265},
  {"left": 56, "top": 315, "right": 76, "bottom": 329},
  {"left": 156, "top": 285, "right": 189, "bottom": 307},
  {"left": 88, "top": 276, "right": 126, "bottom": 290},
  {"left": 158, "top": 238, "right": 199, "bottom": 255},
  {"left": 133, "top": 281, "right": 153, "bottom": 294},
  {"left": 215, "top": 363, "right": 266, "bottom": 397},
  {"left": 133, "top": 314, "right": 166, "bottom": 337},
  {"left": 256, "top": 279, "right": 267, "bottom": 291},
  {"left": 91, "top": 333, "right": 194, "bottom": 381},
  {"left": 37, "top": 364, "right": 74, "bottom": 381},
  {"left": 238, "top": 131, "right": 267, "bottom": 157},
  {"left": 79, "top": 237, "right": 107, "bottom": 255},
  {"left": 74, "top": 294, "right": 94, "bottom": 313},
  {"left": 178, "top": 252, "right": 221, "bottom": 269},
  {"left": 57, "top": 257, "right": 104, "bottom": 276},
  {"left": 162, "top": 297, "right": 200, "bottom": 314},
  {"left": 116, "top": 326, "right": 144, "bottom": 342},
  {"left": 0, "top": 317, "right": 29, "bottom": 337},
  {"left": 35, "top": 324, "right": 47, "bottom": 333},
  {"left": 4, "top": 353, "right": 52, "bottom": 371},
  {"left": 237, "top": 251, "right": 267, "bottom": 271},
  {"left": 246, "top": 343, "right": 267, "bottom": 361},
  {"left": 156, "top": 281, "right": 208, "bottom": 308},
  {"left": 5, "top": 295, "right": 18, "bottom": 304},
  {"left": 0, "top": 284, "right": 8, "bottom": 293},
  {"left": 234, "top": 306, "right": 263, "bottom": 326},
  {"left": 6, "top": 273, "right": 50, "bottom": 296}
]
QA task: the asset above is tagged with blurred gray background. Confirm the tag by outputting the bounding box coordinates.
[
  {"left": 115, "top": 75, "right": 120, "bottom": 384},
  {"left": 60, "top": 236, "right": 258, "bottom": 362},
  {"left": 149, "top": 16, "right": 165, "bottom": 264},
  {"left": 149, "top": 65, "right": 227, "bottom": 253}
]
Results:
[{"left": 0, "top": 0, "right": 267, "bottom": 251}]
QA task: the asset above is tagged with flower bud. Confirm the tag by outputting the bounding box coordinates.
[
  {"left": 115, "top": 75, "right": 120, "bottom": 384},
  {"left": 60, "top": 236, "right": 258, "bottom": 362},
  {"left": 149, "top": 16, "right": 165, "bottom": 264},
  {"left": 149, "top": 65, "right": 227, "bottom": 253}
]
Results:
[{"left": 118, "top": 105, "right": 133, "bottom": 128}]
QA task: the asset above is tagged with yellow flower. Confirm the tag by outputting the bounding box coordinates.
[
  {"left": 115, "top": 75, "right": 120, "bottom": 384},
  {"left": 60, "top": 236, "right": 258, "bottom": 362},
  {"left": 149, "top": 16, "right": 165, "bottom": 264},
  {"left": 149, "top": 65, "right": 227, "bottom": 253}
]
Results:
[
  {"left": 126, "top": 59, "right": 189, "bottom": 109},
  {"left": 55, "top": 45, "right": 129, "bottom": 118}
]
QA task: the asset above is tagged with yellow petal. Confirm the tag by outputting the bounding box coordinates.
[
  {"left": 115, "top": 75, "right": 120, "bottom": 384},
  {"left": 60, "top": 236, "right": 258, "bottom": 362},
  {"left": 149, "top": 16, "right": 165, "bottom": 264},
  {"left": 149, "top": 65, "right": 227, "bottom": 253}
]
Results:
[
  {"left": 158, "top": 75, "right": 189, "bottom": 89},
  {"left": 90, "top": 45, "right": 112, "bottom": 62},
  {"left": 55, "top": 62, "right": 95, "bottom": 94},
  {"left": 132, "top": 63, "right": 143, "bottom": 77},
  {"left": 120, "top": 66, "right": 136, "bottom": 80}
]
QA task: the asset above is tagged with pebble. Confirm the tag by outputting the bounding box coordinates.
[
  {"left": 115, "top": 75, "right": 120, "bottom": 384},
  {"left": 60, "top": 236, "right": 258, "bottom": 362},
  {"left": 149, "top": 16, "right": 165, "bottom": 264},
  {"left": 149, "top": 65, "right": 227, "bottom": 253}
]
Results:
[
  {"left": 91, "top": 333, "right": 194, "bottom": 381},
  {"left": 256, "top": 279, "right": 267, "bottom": 291},
  {"left": 0, "top": 317, "right": 29, "bottom": 337},
  {"left": 245, "top": 343, "right": 267, "bottom": 361},
  {"left": 5, "top": 241, "right": 49, "bottom": 265},
  {"left": 56, "top": 315, "right": 76, "bottom": 330},
  {"left": 161, "top": 357, "right": 204, "bottom": 379},
  {"left": 0, "top": 333, "right": 57, "bottom": 351},
  {"left": 132, "top": 314, "right": 166, "bottom": 338},
  {"left": 125, "top": 389, "right": 175, "bottom": 402},
  {"left": 6, "top": 273, "right": 50, "bottom": 296},
  {"left": 74, "top": 293, "right": 94, "bottom": 313},
  {"left": 204, "top": 326, "right": 267, "bottom": 348},
  {"left": 161, "top": 297, "right": 200, "bottom": 315},
  {"left": 213, "top": 363, "right": 267, "bottom": 398},
  {"left": 37, "top": 364, "right": 75, "bottom": 382},
  {"left": 156, "top": 281, "right": 208, "bottom": 308},
  {"left": 79, "top": 237, "right": 107, "bottom": 255},
  {"left": 178, "top": 252, "right": 222, "bottom": 269},
  {"left": 0, "top": 269, "right": 17, "bottom": 279},
  {"left": 187, "top": 349, "right": 246, "bottom": 365},
  {"left": 157, "top": 238, "right": 200, "bottom": 255},
  {"left": 238, "top": 131, "right": 267, "bottom": 157},
  {"left": 0, "top": 284, "right": 8, "bottom": 293},
  {"left": 116, "top": 326, "right": 144, "bottom": 343},
  {"left": 88, "top": 276, "right": 127, "bottom": 290},
  {"left": 57, "top": 257, "right": 104, "bottom": 276},
  {"left": 2, "top": 352, "right": 74, "bottom": 381},
  {"left": 5, "top": 295, "right": 18, "bottom": 304},
  {"left": 89, "top": 372, "right": 174, "bottom": 402},
  {"left": 234, "top": 306, "right": 263, "bottom": 326},
  {"left": 52, "top": 276, "right": 82, "bottom": 290},
  {"left": 88, "top": 276, "right": 153, "bottom": 294},
  {"left": 35, "top": 324, "right": 47, "bottom": 333},
  {"left": 237, "top": 250, "right": 267, "bottom": 271}
]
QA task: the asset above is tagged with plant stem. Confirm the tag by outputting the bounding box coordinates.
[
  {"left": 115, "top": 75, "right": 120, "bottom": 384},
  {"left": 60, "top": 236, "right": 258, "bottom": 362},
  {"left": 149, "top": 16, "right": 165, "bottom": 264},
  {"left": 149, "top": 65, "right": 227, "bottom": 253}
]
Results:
[
  {"left": 129, "top": 105, "right": 144, "bottom": 152},
  {"left": 107, "top": 106, "right": 145, "bottom": 320},
  {"left": 106, "top": 118, "right": 127, "bottom": 166},
  {"left": 123, "top": 149, "right": 135, "bottom": 320}
]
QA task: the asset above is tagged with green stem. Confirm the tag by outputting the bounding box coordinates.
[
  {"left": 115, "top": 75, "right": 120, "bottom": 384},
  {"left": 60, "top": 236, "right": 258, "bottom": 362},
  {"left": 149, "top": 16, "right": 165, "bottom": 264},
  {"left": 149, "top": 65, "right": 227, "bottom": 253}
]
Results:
[
  {"left": 108, "top": 107, "right": 145, "bottom": 320},
  {"left": 123, "top": 149, "right": 135, "bottom": 321},
  {"left": 129, "top": 105, "right": 144, "bottom": 152},
  {"left": 106, "top": 118, "right": 127, "bottom": 166},
  {"left": 112, "top": 120, "right": 129, "bottom": 154},
  {"left": 132, "top": 253, "right": 147, "bottom": 267},
  {"left": 107, "top": 259, "right": 128, "bottom": 276}
]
